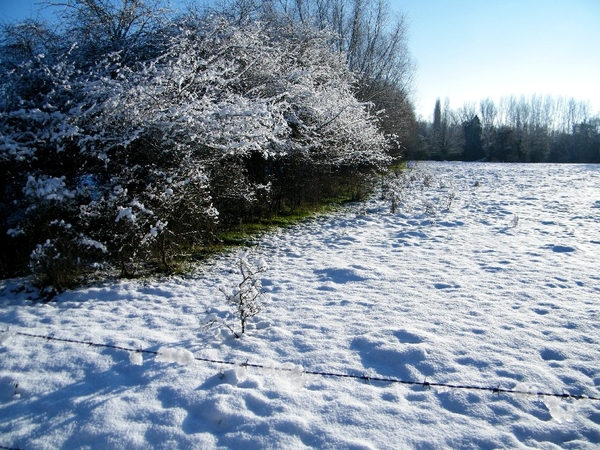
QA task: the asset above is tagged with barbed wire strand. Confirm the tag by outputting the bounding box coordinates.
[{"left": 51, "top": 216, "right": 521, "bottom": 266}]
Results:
[{"left": 3, "top": 329, "right": 600, "bottom": 402}]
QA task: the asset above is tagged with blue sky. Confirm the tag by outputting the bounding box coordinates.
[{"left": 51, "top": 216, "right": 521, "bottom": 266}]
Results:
[
  {"left": 2, "top": 0, "right": 599, "bottom": 120},
  {"left": 394, "top": 0, "right": 600, "bottom": 119}
]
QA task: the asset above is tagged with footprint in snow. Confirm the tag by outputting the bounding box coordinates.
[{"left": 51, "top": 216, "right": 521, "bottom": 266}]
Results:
[
  {"left": 393, "top": 330, "right": 424, "bottom": 344},
  {"left": 552, "top": 245, "right": 576, "bottom": 253},
  {"left": 540, "top": 348, "right": 567, "bottom": 361},
  {"left": 541, "top": 244, "right": 577, "bottom": 253},
  {"left": 314, "top": 268, "right": 367, "bottom": 283},
  {"left": 434, "top": 282, "right": 460, "bottom": 290}
]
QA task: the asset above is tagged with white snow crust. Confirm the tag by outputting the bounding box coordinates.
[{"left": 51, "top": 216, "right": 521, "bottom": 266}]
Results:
[{"left": 1, "top": 162, "right": 600, "bottom": 449}]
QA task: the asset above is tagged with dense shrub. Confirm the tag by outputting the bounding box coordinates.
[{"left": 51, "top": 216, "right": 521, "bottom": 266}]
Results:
[{"left": 0, "top": 11, "right": 393, "bottom": 287}]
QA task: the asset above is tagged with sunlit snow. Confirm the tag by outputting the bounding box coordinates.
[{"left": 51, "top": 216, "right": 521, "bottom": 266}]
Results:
[{"left": 1, "top": 162, "right": 599, "bottom": 448}]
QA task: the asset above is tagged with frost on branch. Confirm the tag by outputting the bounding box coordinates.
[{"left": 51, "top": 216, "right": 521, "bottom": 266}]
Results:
[
  {"left": 0, "top": 11, "right": 392, "bottom": 286},
  {"left": 213, "top": 250, "right": 269, "bottom": 338}
]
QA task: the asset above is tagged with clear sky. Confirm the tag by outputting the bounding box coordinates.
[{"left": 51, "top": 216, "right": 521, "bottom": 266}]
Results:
[
  {"left": 392, "top": 0, "right": 600, "bottom": 120},
  {"left": 2, "top": 0, "right": 599, "bottom": 121}
]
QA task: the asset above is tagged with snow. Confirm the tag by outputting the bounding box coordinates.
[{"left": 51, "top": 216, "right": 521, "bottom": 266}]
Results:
[
  {"left": 78, "top": 238, "right": 108, "bottom": 253},
  {"left": 129, "top": 351, "right": 143, "bottom": 366},
  {"left": 156, "top": 347, "right": 195, "bottom": 365},
  {"left": 115, "top": 206, "right": 135, "bottom": 222},
  {"left": 1, "top": 162, "right": 600, "bottom": 449},
  {"left": 23, "top": 175, "right": 76, "bottom": 201}
]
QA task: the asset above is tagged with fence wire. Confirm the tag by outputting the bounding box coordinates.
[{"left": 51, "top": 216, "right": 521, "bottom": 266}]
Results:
[{"left": 3, "top": 329, "right": 600, "bottom": 402}]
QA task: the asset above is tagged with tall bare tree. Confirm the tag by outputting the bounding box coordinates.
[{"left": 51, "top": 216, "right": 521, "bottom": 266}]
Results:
[{"left": 50, "top": 0, "right": 170, "bottom": 60}]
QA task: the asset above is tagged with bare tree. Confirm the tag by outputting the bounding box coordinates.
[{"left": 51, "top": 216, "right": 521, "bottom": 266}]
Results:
[
  {"left": 457, "top": 102, "right": 477, "bottom": 124},
  {"left": 479, "top": 98, "right": 497, "bottom": 130},
  {"left": 212, "top": 0, "right": 416, "bottom": 152},
  {"left": 479, "top": 98, "right": 497, "bottom": 159},
  {"left": 0, "top": 20, "right": 62, "bottom": 67},
  {"left": 49, "top": 0, "right": 171, "bottom": 60}
]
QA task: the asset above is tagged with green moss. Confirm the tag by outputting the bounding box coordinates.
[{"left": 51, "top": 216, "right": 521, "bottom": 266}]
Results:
[{"left": 184, "top": 199, "right": 349, "bottom": 262}]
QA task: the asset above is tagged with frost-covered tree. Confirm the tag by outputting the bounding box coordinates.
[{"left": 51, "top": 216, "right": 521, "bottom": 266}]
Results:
[
  {"left": 54, "top": 0, "right": 172, "bottom": 63},
  {"left": 1, "top": 7, "right": 391, "bottom": 287},
  {"left": 219, "top": 250, "right": 269, "bottom": 336},
  {"left": 0, "top": 41, "right": 98, "bottom": 284},
  {"left": 213, "top": 0, "right": 416, "bottom": 155}
]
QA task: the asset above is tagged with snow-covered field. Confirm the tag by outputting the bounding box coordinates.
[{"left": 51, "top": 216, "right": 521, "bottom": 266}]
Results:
[{"left": 2, "top": 162, "right": 600, "bottom": 449}]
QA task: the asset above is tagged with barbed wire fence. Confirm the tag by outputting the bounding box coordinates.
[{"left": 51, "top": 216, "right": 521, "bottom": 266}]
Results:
[{"left": 3, "top": 328, "right": 599, "bottom": 402}]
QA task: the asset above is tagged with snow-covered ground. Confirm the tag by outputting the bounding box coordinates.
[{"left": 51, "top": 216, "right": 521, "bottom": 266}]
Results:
[{"left": 2, "top": 162, "right": 600, "bottom": 449}]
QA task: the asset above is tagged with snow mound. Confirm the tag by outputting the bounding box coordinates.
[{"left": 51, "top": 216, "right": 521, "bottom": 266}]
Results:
[
  {"left": 543, "top": 395, "right": 575, "bottom": 423},
  {"left": 1, "top": 330, "right": 16, "bottom": 346},
  {"left": 129, "top": 351, "right": 143, "bottom": 366},
  {"left": 156, "top": 347, "right": 195, "bottom": 365}
]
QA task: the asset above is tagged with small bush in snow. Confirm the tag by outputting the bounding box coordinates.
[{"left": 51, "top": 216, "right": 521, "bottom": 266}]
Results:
[
  {"left": 218, "top": 250, "right": 269, "bottom": 337},
  {"left": 382, "top": 165, "right": 460, "bottom": 217},
  {"left": 444, "top": 189, "right": 456, "bottom": 211},
  {"left": 29, "top": 239, "right": 78, "bottom": 295},
  {"left": 380, "top": 164, "right": 417, "bottom": 213}
]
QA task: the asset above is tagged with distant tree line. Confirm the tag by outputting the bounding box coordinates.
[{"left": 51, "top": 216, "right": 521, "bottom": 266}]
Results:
[
  {"left": 408, "top": 96, "right": 600, "bottom": 163},
  {"left": 0, "top": 0, "right": 415, "bottom": 288}
]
